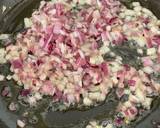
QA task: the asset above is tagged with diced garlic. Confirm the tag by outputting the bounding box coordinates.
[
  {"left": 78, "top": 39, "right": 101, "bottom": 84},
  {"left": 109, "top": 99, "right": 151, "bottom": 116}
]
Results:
[
  {"left": 142, "top": 8, "right": 153, "bottom": 16},
  {"left": 143, "top": 66, "right": 154, "bottom": 74},
  {"left": 86, "top": 125, "right": 92, "bottom": 128},
  {"left": 110, "top": 62, "right": 122, "bottom": 72},
  {"left": 110, "top": 52, "right": 115, "bottom": 57},
  {"left": 122, "top": 24, "right": 128, "bottom": 31},
  {"left": 129, "top": 94, "right": 139, "bottom": 103},
  {"left": 2, "top": 6, "right": 6, "bottom": 13},
  {"left": 9, "top": 51, "right": 19, "bottom": 58},
  {"left": 151, "top": 27, "right": 159, "bottom": 33},
  {"left": 137, "top": 12, "right": 142, "bottom": 16},
  {"left": 5, "top": 54, "right": 11, "bottom": 60},
  {"left": 134, "top": 6, "right": 142, "bottom": 12},
  {"left": 119, "top": 12, "right": 125, "bottom": 18},
  {"left": 0, "top": 34, "right": 11, "bottom": 40},
  {"left": 89, "top": 120, "right": 97, "bottom": 126},
  {"left": 39, "top": 74, "right": 46, "bottom": 80},
  {"left": 125, "top": 10, "right": 135, "bottom": 16},
  {"left": 24, "top": 18, "right": 32, "bottom": 28},
  {"left": 17, "top": 81, "right": 22, "bottom": 86},
  {"left": 28, "top": 96, "right": 36, "bottom": 105},
  {"left": 78, "top": 0, "right": 90, "bottom": 5},
  {"left": 125, "top": 16, "right": 132, "bottom": 22},
  {"left": 132, "top": 2, "right": 140, "bottom": 7},
  {"left": 156, "top": 20, "right": 160, "bottom": 26},
  {"left": 124, "top": 89, "right": 131, "bottom": 95},
  {"left": 106, "top": 25, "right": 112, "bottom": 31},
  {"left": 156, "top": 31, "right": 160, "bottom": 35},
  {"left": 98, "top": 93, "right": 106, "bottom": 101},
  {"left": 0, "top": 74, "right": 5, "bottom": 81},
  {"left": 143, "top": 14, "right": 149, "bottom": 18},
  {"left": 0, "top": 48, "right": 7, "bottom": 64},
  {"left": 24, "top": 84, "right": 29, "bottom": 89},
  {"left": 86, "top": 0, "right": 92, "bottom": 5},
  {"left": 132, "top": 37, "right": 146, "bottom": 47},
  {"left": 83, "top": 97, "right": 92, "bottom": 106},
  {"left": 115, "top": 56, "right": 122, "bottom": 64},
  {"left": 17, "top": 120, "right": 25, "bottom": 128},
  {"left": 0, "top": 48, "right": 6, "bottom": 56},
  {"left": 142, "top": 98, "right": 152, "bottom": 109},
  {"left": 111, "top": 76, "right": 118, "bottom": 85},
  {"left": 135, "top": 88, "right": 145, "bottom": 102},
  {"left": 34, "top": 92, "right": 42, "bottom": 100},
  {"left": 124, "top": 101, "right": 132, "bottom": 108},
  {"left": 0, "top": 58, "right": 7, "bottom": 64},
  {"left": 89, "top": 86, "right": 100, "bottom": 92},
  {"left": 6, "top": 75, "right": 12, "bottom": 80},
  {"left": 93, "top": 10, "right": 100, "bottom": 19},
  {"left": 12, "top": 74, "right": 19, "bottom": 81},
  {"left": 89, "top": 92, "right": 101, "bottom": 101},
  {"left": 150, "top": 55, "right": 157, "bottom": 60},
  {"left": 147, "top": 23, "right": 154, "bottom": 28},
  {"left": 147, "top": 48, "right": 156, "bottom": 56},
  {"left": 121, "top": 6, "right": 127, "bottom": 12},
  {"left": 116, "top": 56, "right": 122, "bottom": 61},
  {"left": 100, "top": 45, "right": 110, "bottom": 54},
  {"left": 137, "top": 49, "right": 143, "bottom": 54},
  {"left": 90, "top": 55, "right": 104, "bottom": 65},
  {"left": 58, "top": 84, "right": 65, "bottom": 91}
]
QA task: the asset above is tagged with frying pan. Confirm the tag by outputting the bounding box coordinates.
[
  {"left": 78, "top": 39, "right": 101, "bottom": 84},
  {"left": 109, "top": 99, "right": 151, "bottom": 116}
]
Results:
[{"left": 0, "top": 0, "right": 160, "bottom": 128}]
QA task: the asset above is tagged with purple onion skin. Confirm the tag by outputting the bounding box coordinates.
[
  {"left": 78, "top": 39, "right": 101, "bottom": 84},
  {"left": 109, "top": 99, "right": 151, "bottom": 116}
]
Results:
[{"left": 20, "top": 89, "right": 30, "bottom": 97}]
